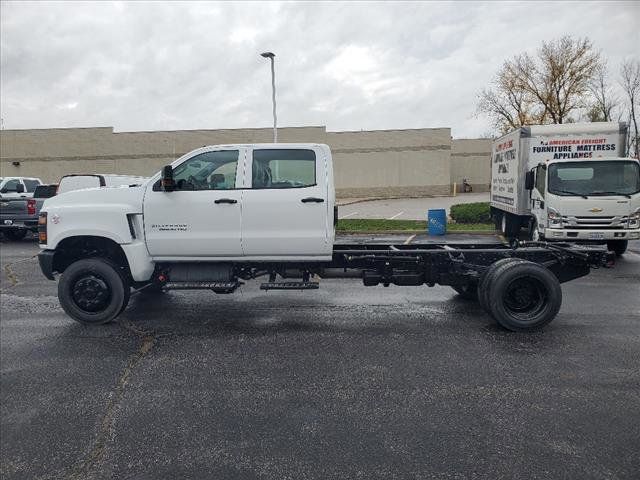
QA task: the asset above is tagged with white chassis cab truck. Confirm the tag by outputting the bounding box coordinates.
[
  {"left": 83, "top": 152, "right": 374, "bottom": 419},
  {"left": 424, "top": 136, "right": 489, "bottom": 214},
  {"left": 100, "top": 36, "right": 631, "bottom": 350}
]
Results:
[
  {"left": 38, "top": 143, "right": 613, "bottom": 332},
  {"left": 490, "top": 122, "right": 639, "bottom": 255}
]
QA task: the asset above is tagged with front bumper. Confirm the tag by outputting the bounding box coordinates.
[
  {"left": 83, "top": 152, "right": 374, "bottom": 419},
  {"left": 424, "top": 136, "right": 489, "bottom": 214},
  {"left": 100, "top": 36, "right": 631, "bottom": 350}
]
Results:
[
  {"left": 38, "top": 250, "right": 56, "bottom": 280},
  {"left": 542, "top": 228, "right": 640, "bottom": 241}
]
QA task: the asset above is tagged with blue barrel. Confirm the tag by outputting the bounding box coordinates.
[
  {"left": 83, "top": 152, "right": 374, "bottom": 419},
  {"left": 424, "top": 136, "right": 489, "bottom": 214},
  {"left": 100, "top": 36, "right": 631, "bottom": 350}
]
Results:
[{"left": 427, "top": 209, "right": 447, "bottom": 236}]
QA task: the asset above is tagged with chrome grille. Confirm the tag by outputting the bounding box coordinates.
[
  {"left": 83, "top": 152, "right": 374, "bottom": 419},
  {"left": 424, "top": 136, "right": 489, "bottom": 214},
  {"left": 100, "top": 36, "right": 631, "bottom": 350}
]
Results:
[{"left": 561, "top": 215, "right": 629, "bottom": 229}]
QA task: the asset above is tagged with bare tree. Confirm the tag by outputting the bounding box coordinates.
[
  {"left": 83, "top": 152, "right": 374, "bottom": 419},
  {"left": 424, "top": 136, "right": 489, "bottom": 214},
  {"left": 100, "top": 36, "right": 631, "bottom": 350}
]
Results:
[
  {"left": 587, "top": 62, "right": 619, "bottom": 122},
  {"left": 620, "top": 59, "right": 640, "bottom": 158},
  {"left": 477, "top": 36, "right": 603, "bottom": 132}
]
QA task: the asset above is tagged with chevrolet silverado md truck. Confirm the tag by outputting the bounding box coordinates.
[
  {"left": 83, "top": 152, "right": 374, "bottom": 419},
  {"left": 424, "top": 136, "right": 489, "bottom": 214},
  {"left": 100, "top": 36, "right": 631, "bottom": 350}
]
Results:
[
  {"left": 38, "top": 144, "right": 612, "bottom": 331},
  {"left": 490, "top": 122, "right": 639, "bottom": 255}
]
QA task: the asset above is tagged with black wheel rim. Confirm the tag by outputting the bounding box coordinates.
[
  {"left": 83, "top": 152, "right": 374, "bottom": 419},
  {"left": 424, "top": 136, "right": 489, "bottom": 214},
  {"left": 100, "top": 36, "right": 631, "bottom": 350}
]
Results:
[
  {"left": 503, "top": 277, "right": 547, "bottom": 321},
  {"left": 71, "top": 274, "right": 112, "bottom": 313}
]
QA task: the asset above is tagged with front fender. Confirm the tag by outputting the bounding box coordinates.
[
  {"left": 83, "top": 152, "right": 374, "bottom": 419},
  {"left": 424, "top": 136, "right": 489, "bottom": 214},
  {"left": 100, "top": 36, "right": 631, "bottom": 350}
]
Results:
[{"left": 44, "top": 204, "right": 135, "bottom": 249}]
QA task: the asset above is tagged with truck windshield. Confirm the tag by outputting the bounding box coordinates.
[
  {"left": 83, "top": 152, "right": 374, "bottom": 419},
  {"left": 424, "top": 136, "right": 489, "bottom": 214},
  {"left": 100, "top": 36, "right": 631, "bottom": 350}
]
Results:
[{"left": 548, "top": 160, "right": 640, "bottom": 197}]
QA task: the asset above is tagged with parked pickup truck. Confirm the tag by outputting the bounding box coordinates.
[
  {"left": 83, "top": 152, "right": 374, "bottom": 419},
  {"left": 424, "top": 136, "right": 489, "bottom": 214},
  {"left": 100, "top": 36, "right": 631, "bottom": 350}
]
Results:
[
  {"left": 37, "top": 143, "right": 613, "bottom": 331},
  {"left": 0, "top": 177, "right": 42, "bottom": 200},
  {"left": 1, "top": 184, "right": 57, "bottom": 241}
]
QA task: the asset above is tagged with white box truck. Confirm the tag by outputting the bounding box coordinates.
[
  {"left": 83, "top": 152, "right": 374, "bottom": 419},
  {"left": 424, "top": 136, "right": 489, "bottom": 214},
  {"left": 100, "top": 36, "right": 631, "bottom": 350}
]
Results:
[{"left": 490, "top": 122, "right": 640, "bottom": 255}]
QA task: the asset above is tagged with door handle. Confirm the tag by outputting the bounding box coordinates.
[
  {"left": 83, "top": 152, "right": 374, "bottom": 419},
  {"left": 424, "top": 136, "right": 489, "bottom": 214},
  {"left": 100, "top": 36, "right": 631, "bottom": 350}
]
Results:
[
  {"left": 214, "top": 198, "right": 238, "bottom": 204},
  {"left": 301, "top": 197, "right": 325, "bottom": 203}
]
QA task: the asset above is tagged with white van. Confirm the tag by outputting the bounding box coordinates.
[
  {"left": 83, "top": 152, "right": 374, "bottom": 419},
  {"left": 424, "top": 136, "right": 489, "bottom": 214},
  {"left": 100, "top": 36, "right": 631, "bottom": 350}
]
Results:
[{"left": 57, "top": 174, "right": 148, "bottom": 194}]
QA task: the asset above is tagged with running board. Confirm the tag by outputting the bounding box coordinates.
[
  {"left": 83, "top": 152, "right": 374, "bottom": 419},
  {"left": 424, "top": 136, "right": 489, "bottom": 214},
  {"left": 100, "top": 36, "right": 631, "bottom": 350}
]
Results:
[
  {"left": 260, "top": 281, "right": 320, "bottom": 291},
  {"left": 164, "top": 281, "right": 240, "bottom": 293}
]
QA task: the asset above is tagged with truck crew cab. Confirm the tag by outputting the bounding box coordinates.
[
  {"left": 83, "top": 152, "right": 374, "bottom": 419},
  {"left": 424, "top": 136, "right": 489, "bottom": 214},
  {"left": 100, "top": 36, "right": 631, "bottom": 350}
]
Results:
[{"left": 38, "top": 144, "right": 612, "bottom": 332}]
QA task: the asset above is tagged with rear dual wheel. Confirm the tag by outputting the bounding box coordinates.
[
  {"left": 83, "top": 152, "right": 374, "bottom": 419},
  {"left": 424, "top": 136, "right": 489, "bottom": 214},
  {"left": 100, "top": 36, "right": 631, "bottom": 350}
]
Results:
[{"left": 481, "top": 260, "right": 562, "bottom": 331}]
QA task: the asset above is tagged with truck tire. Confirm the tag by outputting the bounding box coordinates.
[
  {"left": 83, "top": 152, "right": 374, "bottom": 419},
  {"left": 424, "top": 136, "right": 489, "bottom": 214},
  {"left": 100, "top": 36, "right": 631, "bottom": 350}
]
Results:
[
  {"left": 58, "top": 258, "right": 130, "bottom": 325},
  {"left": 606, "top": 240, "right": 628, "bottom": 257},
  {"left": 4, "top": 229, "right": 27, "bottom": 241},
  {"left": 486, "top": 261, "right": 562, "bottom": 332},
  {"left": 478, "top": 258, "right": 527, "bottom": 313},
  {"left": 500, "top": 213, "right": 519, "bottom": 239},
  {"left": 527, "top": 221, "right": 544, "bottom": 241},
  {"left": 451, "top": 283, "right": 478, "bottom": 301}
]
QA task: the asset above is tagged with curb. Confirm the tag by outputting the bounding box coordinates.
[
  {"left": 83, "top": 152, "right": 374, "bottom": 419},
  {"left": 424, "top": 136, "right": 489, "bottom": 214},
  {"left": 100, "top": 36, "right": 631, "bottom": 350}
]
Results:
[
  {"left": 337, "top": 230, "right": 498, "bottom": 235},
  {"left": 336, "top": 194, "right": 458, "bottom": 206}
]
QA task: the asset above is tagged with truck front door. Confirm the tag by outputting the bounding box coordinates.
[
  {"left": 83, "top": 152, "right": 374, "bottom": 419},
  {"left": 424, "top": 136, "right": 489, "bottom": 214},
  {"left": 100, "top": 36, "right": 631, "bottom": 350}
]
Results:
[
  {"left": 241, "top": 147, "right": 331, "bottom": 258},
  {"left": 143, "top": 148, "right": 244, "bottom": 258}
]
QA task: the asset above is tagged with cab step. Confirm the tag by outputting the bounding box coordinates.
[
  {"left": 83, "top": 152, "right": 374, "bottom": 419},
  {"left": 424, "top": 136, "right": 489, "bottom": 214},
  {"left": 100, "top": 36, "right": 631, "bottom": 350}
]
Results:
[
  {"left": 260, "top": 281, "right": 320, "bottom": 291},
  {"left": 164, "top": 281, "right": 240, "bottom": 293}
]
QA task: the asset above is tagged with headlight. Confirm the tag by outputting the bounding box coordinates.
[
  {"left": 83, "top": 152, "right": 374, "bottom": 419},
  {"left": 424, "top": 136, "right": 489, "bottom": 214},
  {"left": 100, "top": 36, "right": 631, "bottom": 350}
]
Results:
[
  {"left": 547, "top": 208, "right": 562, "bottom": 228},
  {"left": 629, "top": 208, "right": 640, "bottom": 229}
]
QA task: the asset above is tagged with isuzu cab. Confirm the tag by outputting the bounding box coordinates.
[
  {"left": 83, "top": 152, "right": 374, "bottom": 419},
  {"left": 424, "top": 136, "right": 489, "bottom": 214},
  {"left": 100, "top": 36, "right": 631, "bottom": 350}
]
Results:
[
  {"left": 490, "top": 122, "right": 639, "bottom": 255},
  {"left": 37, "top": 144, "right": 612, "bottom": 332}
]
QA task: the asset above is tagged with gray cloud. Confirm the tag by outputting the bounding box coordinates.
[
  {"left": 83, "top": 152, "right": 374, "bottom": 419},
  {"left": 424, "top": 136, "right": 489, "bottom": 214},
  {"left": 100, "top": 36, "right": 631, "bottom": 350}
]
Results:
[{"left": 1, "top": 1, "right": 639, "bottom": 137}]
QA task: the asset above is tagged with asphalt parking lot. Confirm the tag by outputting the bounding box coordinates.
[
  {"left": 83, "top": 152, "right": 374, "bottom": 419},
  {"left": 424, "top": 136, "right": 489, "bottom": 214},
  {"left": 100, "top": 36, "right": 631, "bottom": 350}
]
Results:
[{"left": 1, "top": 236, "right": 639, "bottom": 480}]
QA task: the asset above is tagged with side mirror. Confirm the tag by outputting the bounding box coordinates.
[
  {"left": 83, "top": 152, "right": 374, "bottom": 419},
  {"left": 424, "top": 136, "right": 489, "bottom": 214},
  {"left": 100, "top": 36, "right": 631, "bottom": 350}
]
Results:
[
  {"left": 0, "top": 188, "right": 7, "bottom": 194},
  {"left": 161, "top": 165, "right": 175, "bottom": 192},
  {"left": 16, "top": 184, "right": 25, "bottom": 193},
  {"left": 525, "top": 170, "right": 535, "bottom": 190}
]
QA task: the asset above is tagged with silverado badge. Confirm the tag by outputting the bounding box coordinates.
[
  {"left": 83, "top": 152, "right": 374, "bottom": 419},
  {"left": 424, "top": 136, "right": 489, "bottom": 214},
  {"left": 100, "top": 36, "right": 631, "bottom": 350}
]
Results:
[{"left": 589, "top": 207, "right": 603, "bottom": 213}]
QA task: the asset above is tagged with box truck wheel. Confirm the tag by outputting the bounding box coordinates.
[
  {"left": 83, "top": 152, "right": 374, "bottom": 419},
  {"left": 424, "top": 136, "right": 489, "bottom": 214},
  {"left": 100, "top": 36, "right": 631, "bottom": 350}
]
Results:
[
  {"left": 478, "top": 258, "right": 527, "bottom": 313},
  {"left": 58, "top": 258, "right": 131, "bottom": 325},
  {"left": 486, "top": 261, "right": 562, "bottom": 332},
  {"left": 606, "top": 240, "right": 628, "bottom": 256},
  {"left": 527, "top": 221, "right": 544, "bottom": 241},
  {"left": 451, "top": 283, "right": 478, "bottom": 301},
  {"left": 500, "top": 213, "right": 519, "bottom": 239}
]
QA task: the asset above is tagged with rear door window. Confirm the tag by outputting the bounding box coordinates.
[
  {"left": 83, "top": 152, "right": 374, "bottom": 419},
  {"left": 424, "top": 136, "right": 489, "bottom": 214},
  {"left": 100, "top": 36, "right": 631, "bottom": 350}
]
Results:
[{"left": 251, "top": 149, "right": 316, "bottom": 189}]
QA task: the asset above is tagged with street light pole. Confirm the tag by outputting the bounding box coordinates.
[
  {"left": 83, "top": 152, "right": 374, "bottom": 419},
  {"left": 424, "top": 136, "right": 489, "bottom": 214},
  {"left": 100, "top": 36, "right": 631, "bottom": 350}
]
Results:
[{"left": 260, "top": 52, "right": 277, "bottom": 143}]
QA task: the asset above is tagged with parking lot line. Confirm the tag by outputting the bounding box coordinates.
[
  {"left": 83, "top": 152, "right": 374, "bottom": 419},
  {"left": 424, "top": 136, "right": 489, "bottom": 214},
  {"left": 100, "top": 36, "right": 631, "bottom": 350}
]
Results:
[
  {"left": 339, "top": 211, "right": 358, "bottom": 219},
  {"left": 404, "top": 234, "right": 416, "bottom": 245},
  {"left": 388, "top": 211, "right": 404, "bottom": 220}
]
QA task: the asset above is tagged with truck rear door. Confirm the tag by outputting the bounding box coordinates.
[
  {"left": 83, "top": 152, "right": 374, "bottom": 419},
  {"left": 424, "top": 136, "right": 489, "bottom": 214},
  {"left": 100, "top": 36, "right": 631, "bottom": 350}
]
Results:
[{"left": 241, "top": 146, "right": 331, "bottom": 258}]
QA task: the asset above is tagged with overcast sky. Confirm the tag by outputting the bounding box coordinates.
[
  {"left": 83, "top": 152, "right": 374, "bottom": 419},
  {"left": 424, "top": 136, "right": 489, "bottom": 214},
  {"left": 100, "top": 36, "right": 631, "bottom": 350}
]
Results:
[{"left": 1, "top": 1, "right": 638, "bottom": 138}]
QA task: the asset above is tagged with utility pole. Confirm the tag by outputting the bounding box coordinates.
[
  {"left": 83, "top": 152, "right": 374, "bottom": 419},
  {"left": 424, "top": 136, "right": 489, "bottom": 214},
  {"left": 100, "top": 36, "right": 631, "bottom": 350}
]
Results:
[{"left": 260, "top": 52, "right": 277, "bottom": 142}]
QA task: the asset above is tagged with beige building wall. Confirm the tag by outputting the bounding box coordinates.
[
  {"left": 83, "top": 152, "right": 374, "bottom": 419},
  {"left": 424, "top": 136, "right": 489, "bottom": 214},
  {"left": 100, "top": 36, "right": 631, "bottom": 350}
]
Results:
[
  {"left": 327, "top": 128, "right": 452, "bottom": 197},
  {"left": 1, "top": 126, "right": 493, "bottom": 198},
  {"left": 450, "top": 138, "right": 492, "bottom": 192}
]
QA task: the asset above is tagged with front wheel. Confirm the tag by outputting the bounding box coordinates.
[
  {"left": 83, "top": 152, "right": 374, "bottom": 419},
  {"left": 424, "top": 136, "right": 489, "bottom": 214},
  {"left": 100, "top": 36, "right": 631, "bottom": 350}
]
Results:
[
  {"left": 606, "top": 240, "right": 628, "bottom": 256},
  {"left": 58, "top": 258, "right": 130, "bottom": 325},
  {"left": 527, "top": 221, "right": 544, "bottom": 241},
  {"left": 451, "top": 283, "right": 478, "bottom": 301}
]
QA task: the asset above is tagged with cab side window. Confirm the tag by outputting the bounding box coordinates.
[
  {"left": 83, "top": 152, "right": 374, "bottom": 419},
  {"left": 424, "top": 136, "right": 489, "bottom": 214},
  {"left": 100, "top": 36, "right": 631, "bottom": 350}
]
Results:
[
  {"left": 172, "top": 150, "right": 239, "bottom": 191},
  {"left": 1, "top": 179, "right": 20, "bottom": 192},
  {"left": 252, "top": 149, "right": 316, "bottom": 189}
]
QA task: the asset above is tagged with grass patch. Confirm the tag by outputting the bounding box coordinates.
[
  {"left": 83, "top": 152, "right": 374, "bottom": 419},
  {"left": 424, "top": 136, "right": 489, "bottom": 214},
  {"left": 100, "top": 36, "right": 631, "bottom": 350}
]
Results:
[{"left": 336, "top": 219, "right": 495, "bottom": 232}]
